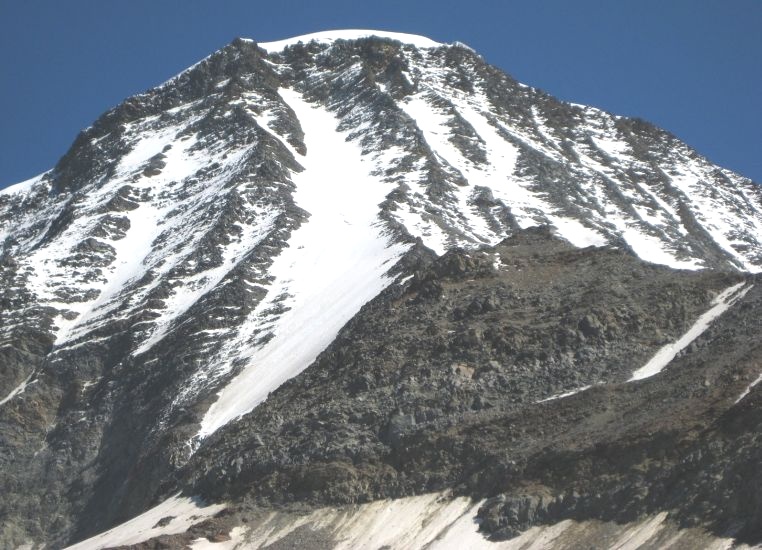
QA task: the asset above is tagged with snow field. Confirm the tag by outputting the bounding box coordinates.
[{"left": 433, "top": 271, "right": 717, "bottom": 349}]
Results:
[
  {"left": 197, "top": 87, "right": 409, "bottom": 437},
  {"left": 88, "top": 492, "right": 750, "bottom": 550},
  {"left": 64, "top": 494, "right": 226, "bottom": 550}
]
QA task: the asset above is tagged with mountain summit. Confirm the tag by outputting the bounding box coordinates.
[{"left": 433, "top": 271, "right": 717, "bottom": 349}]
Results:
[{"left": 2, "top": 31, "right": 762, "bottom": 549}]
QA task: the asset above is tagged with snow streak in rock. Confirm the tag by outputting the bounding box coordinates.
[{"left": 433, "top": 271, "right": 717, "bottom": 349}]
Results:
[
  {"left": 536, "top": 384, "right": 595, "bottom": 403},
  {"left": 0, "top": 373, "right": 36, "bottom": 407},
  {"left": 735, "top": 373, "right": 762, "bottom": 404},
  {"left": 629, "top": 282, "right": 752, "bottom": 381}
]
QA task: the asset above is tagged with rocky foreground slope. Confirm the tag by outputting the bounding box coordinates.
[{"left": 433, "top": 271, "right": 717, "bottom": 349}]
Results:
[{"left": 1, "top": 30, "right": 762, "bottom": 548}]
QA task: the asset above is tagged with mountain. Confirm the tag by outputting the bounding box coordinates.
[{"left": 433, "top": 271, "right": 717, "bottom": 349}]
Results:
[{"left": 1, "top": 30, "right": 762, "bottom": 549}]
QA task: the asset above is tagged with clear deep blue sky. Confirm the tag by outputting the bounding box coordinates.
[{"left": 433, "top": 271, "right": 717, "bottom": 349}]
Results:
[{"left": 1, "top": 1, "right": 760, "bottom": 188}]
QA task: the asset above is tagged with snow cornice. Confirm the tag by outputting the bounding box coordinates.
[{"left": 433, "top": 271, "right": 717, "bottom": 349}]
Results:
[{"left": 251, "top": 29, "right": 445, "bottom": 52}]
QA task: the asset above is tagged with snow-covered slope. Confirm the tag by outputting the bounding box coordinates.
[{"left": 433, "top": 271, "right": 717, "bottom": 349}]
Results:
[
  {"left": 2, "top": 30, "right": 762, "bottom": 548},
  {"left": 64, "top": 491, "right": 757, "bottom": 550},
  {"left": 64, "top": 495, "right": 226, "bottom": 550},
  {"left": 197, "top": 87, "right": 408, "bottom": 437},
  {"left": 1, "top": 29, "right": 760, "bottom": 367}
]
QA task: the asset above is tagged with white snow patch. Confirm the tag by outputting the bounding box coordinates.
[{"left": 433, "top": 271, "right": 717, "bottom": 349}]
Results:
[
  {"left": 397, "top": 274, "right": 414, "bottom": 285},
  {"left": 64, "top": 494, "right": 226, "bottom": 550},
  {"left": 115, "top": 125, "right": 174, "bottom": 176},
  {"left": 608, "top": 512, "right": 668, "bottom": 550},
  {"left": 258, "top": 30, "right": 442, "bottom": 52},
  {"left": 197, "top": 87, "right": 408, "bottom": 438},
  {"left": 398, "top": 92, "right": 506, "bottom": 246},
  {"left": 548, "top": 217, "right": 607, "bottom": 248},
  {"left": 592, "top": 134, "right": 631, "bottom": 158},
  {"left": 735, "top": 373, "right": 762, "bottom": 404},
  {"left": 225, "top": 492, "right": 748, "bottom": 549},
  {"left": 55, "top": 202, "right": 165, "bottom": 343},
  {"left": 630, "top": 282, "right": 751, "bottom": 381},
  {"left": 392, "top": 203, "right": 451, "bottom": 255},
  {"left": 612, "top": 218, "right": 704, "bottom": 270},
  {"left": 668, "top": 163, "right": 762, "bottom": 273},
  {"left": 537, "top": 385, "right": 594, "bottom": 403},
  {"left": 190, "top": 527, "right": 249, "bottom": 549},
  {"left": 245, "top": 493, "right": 484, "bottom": 550},
  {"left": 632, "top": 204, "right": 669, "bottom": 228},
  {"left": 0, "top": 373, "right": 36, "bottom": 407}
]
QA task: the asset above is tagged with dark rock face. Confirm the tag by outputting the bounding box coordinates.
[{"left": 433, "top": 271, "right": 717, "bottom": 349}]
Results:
[
  {"left": 476, "top": 373, "right": 762, "bottom": 543},
  {"left": 182, "top": 230, "right": 759, "bottom": 544},
  {"left": 0, "top": 32, "right": 761, "bottom": 548}
]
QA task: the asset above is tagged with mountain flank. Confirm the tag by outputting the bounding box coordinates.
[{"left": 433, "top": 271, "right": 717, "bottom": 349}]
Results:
[{"left": 0, "top": 30, "right": 761, "bottom": 548}]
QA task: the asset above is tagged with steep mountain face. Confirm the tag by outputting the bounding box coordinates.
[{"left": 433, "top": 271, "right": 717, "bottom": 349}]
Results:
[{"left": 1, "top": 30, "right": 761, "bottom": 548}]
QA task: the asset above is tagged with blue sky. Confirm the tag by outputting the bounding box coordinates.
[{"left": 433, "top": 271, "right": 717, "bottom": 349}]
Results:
[{"left": 1, "top": 1, "right": 760, "bottom": 188}]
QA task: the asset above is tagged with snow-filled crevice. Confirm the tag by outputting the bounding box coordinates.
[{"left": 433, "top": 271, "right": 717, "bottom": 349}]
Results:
[
  {"left": 0, "top": 373, "right": 36, "bottom": 407},
  {"left": 629, "top": 282, "right": 752, "bottom": 381},
  {"left": 536, "top": 385, "right": 595, "bottom": 404},
  {"left": 735, "top": 373, "right": 762, "bottom": 404}
]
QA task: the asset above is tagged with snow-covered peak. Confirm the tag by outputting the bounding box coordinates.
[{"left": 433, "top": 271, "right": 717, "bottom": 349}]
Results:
[
  {"left": 255, "top": 29, "right": 443, "bottom": 52},
  {"left": 4, "top": 28, "right": 762, "bottom": 548}
]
